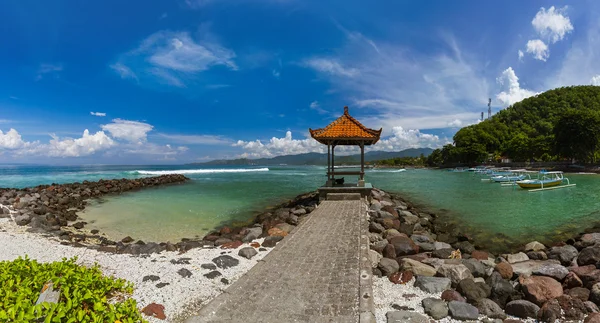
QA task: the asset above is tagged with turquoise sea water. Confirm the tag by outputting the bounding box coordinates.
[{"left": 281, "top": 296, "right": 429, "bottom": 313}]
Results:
[{"left": 1, "top": 165, "right": 599, "bottom": 250}]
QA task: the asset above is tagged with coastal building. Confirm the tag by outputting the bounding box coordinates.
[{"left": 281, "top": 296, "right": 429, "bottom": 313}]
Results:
[{"left": 309, "top": 106, "right": 382, "bottom": 199}]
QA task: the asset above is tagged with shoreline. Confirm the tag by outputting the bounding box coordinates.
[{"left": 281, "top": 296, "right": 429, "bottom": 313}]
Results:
[
  {"left": 1, "top": 171, "right": 593, "bottom": 256},
  {"left": 4, "top": 178, "right": 600, "bottom": 321}
]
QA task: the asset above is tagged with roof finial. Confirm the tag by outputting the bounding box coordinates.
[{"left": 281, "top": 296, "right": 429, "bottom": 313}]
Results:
[{"left": 344, "top": 106, "right": 349, "bottom": 115}]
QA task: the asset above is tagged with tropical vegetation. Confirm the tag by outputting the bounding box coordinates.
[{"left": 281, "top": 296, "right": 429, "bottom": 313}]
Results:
[
  {"left": 373, "top": 155, "right": 427, "bottom": 167},
  {"left": 0, "top": 256, "right": 145, "bottom": 323},
  {"left": 426, "top": 86, "right": 600, "bottom": 166}
]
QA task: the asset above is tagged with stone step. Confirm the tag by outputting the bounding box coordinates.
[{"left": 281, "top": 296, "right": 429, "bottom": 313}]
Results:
[{"left": 326, "top": 193, "right": 362, "bottom": 201}]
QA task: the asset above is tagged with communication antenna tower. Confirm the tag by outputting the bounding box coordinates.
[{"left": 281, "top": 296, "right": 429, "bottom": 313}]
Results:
[{"left": 487, "top": 98, "right": 492, "bottom": 119}]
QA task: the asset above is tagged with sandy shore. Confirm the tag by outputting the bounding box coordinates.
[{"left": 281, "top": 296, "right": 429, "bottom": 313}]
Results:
[{"left": 0, "top": 217, "right": 271, "bottom": 323}]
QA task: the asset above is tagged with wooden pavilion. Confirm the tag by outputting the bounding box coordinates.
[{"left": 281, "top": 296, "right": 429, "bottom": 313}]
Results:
[{"left": 310, "top": 106, "right": 382, "bottom": 188}]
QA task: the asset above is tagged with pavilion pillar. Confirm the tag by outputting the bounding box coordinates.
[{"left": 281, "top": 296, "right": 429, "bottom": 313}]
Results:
[
  {"left": 327, "top": 143, "right": 332, "bottom": 186},
  {"left": 331, "top": 144, "right": 335, "bottom": 181},
  {"left": 359, "top": 141, "right": 365, "bottom": 187}
]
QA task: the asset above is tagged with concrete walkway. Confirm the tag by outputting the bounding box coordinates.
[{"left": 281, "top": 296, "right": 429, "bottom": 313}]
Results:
[{"left": 186, "top": 198, "right": 373, "bottom": 323}]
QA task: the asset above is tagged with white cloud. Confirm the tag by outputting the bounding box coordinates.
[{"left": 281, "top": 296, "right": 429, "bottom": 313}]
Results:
[
  {"left": 36, "top": 63, "right": 63, "bottom": 81},
  {"left": 0, "top": 127, "right": 192, "bottom": 160},
  {"left": 354, "top": 99, "right": 402, "bottom": 109},
  {"left": 309, "top": 101, "right": 327, "bottom": 114},
  {"left": 546, "top": 16, "right": 600, "bottom": 89},
  {"left": 531, "top": 6, "right": 574, "bottom": 44},
  {"left": 496, "top": 67, "right": 539, "bottom": 106},
  {"left": 272, "top": 69, "right": 280, "bottom": 78},
  {"left": 149, "top": 67, "right": 185, "bottom": 87},
  {"left": 123, "top": 143, "right": 188, "bottom": 156},
  {"left": 0, "top": 129, "right": 26, "bottom": 149},
  {"left": 373, "top": 126, "right": 448, "bottom": 151},
  {"left": 300, "top": 30, "right": 490, "bottom": 130},
  {"left": 112, "top": 30, "right": 237, "bottom": 87},
  {"left": 233, "top": 131, "right": 324, "bottom": 158},
  {"left": 110, "top": 63, "right": 137, "bottom": 80},
  {"left": 302, "top": 58, "right": 359, "bottom": 77},
  {"left": 592, "top": 75, "right": 600, "bottom": 86},
  {"left": 447, "top": 119, "right": 463, "bottom": 128},
  {"left": 101, "top": 119, "right": 153, "bottom": 143},
  {"left": 1, "top": 129, "right": 114, "bottom": 158},
  {"left": 518, "top": 50, "right": 524, "bottom": 61},
  {"left": 157, "top": 133, "right": 231, "bottom": 145},
  {"left": 233, "top": 128, "right": 447, "bottom": 159},
  {"left": 90, "top": 112, "right": 106, "bottom": 117},
  {"left": 148, "top": 34, "right": 237, "bottom": 72},
  {"left": 46, "top": 130, "right": 115, "bottom": 157},
  {"left": 526, "top": 39, "right": 549, "bottom": 61}
]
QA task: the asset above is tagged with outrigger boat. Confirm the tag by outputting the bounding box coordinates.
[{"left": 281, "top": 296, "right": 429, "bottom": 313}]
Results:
[
  {"left": 448, "top": 167, "right": 468, "bottom": 172},
  {"left": 515, "top": 171, "right": 576, "bottom": 192},
  {"left": 490, "top": 170, "right": 530, "bottom": 183},
  {"left": 481, "top": 169, "right": 530, "bottom": 182}
]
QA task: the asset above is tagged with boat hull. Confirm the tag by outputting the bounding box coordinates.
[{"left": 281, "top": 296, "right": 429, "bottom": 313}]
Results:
[
  {"left": 491, "top": 175, "right": 526, "bottom": 182},
  {"left": 516, "top": 179, "right": 563, "bottom": 189}
]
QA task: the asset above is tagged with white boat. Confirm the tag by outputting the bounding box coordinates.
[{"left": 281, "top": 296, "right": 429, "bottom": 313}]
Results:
[{"left": 490, "top": 169, "right": 532, "bottom": 183}]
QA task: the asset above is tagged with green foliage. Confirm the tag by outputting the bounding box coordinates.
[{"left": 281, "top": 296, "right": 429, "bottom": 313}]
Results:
[
  {"left": 0, "top": 256, "right": 146, "bottom": 323},
  {"left": 554, "top": 108, "right": 600, "bottom": 163},
  {"left": 373, "top": 155, "right": 427, "bottom": 166},
  {"left": 428, "top": 85, "right": 600, "bottom": 165}
]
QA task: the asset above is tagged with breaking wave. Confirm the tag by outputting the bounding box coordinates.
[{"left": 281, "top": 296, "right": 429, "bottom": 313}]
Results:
[{"left": 131, "top": 168, "right": 270, "bottom": 175}]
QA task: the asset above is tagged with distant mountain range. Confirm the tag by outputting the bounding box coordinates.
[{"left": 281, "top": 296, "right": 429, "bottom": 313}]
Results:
[{"left": 192, "top": 148, "right": 434, "bottom": 166}]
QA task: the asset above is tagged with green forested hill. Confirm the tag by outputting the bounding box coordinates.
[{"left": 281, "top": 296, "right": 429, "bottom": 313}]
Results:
[{"left": 427, "top": 86, "right": 600, "bottom": 166}]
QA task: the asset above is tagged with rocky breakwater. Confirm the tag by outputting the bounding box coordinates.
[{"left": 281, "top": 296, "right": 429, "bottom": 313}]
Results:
[
  {"left": 369, "top": 187, "right": 600, "bottom": 322},
  {"left": 0, "top": 175, "right": 189, "bottom": 252},
  {"left": 194, "top": 191, "right": 319, "bottom": 252}
]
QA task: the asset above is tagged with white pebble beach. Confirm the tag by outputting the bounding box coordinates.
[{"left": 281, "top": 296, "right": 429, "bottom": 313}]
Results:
[{"left": 0, "top": 216, "right": 272, "bottom": 323}]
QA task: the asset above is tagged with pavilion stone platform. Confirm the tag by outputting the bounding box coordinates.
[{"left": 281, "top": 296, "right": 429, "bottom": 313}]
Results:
[
  {"left": 318, "top": 183, "right": 373, "bottom": 202},
  {"left": 309, "top": 106, "right": 381, "bottom": 202}
]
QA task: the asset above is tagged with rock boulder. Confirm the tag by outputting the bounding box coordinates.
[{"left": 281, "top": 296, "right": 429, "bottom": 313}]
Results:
[
  {"left": 457, "top": 278, "right": 491, "bottom": 303},
  {"left": 448, "top": 301, "right": 479, "bottom": 321},
  {"left": 547, "top": 245, "right": 579, "bottom": 265},
  {"left": 399, "top": 258, "right": 436, "bottom": 277},
  {"left": 437, "top": 264, "right": 473, "bottom": 286},
  {"left": 520, "top": 275, "right": 563, "bottom": 306},
  {"left": 476, "top": 298, "right": 506, "bottom": 319},
  {"left": 422, "top": 298, "right": 448, "bottom": 320},
  {"left": 388, "top": 236, "right": 419, "bottom": 257},
  {"left": 532, "top": 263, "right": 569, "bottom": 280},
  {"left": 505, "top": 300, "right": 540, "bottom": 319},
  {"left": 524, "top": 241, "right": 546, "bottom": 252},
  {"left": 579, "top": 246, "right": 600, "bottom": 266},
  {"left": 414, "top": 276, "right": 452, "bottom": 294}
]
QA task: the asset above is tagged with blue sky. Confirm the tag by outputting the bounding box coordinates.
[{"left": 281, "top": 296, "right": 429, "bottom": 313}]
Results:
[{"left": 0, "top": 0, "right": 598, "bottom": 164}]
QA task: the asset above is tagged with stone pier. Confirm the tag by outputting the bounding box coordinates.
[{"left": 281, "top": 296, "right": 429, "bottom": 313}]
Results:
[{"left": 185, "top": 196, "right": 374, "bottom": 323}]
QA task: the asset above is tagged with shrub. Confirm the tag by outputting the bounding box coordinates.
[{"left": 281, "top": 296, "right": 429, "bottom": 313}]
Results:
[{"left": 0, "top": 256, "right": 146, "bottom": 322}]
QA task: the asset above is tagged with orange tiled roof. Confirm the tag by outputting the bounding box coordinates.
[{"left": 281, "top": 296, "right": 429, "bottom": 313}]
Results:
[{"left": 309, "top": 106, "right": 382, "bottom": 144}]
